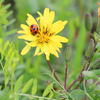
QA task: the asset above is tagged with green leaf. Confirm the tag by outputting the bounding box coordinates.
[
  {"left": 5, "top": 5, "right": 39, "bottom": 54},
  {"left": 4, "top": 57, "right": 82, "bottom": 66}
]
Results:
[
  {"left": 94, "top": 32, "right": 99, "bottom": 41},
  {"left": 14, "top": 95, "right": 19, "bottom": 100},
  {"left": 5, "top": 11, "right": 13, "bottom": 18},
  {"left": 4, "top": 29, "right": 17, "bottom": 36},
  {"left": 3, "top": 40, "right": 9, "bottom": 51},
  {"left": 91, "top": 69, "right": 100, "bottom": 75},
  {"left": 95, "top": 85, "right": 100, "bottom": 93},
  {"left": 91, "top": 53, "right": 100, "bottom": 63},
  {"left": 9, "top": 94, "right": 14, "bottom": 99},
  {"left": 22, "top": 78, "right": 33, "bottom": 93},
  {"left": 14, "top": 75, "right": 24, "bottom": 92},
  {"left": 49, "top": 90, "right": 53, "bottom": 98},
  {"left": 43, "top": 83, "right": 53, "bottom": 97},
  {"left": 86, "top": 84, "right": 95, "bottom": 93},
  {"left": 83, "top": 71, "right": 99, "bottom": 80},
  {"left": 3, "top": 4, "right": 11, "bottom": 10},
  {"left": 4, "top": 19, "right": 16, "bottom": 27},
  {"left": 32, "top": 78, "right": 37, "bottom": 95},
  {"left": 71, "top": 89, "right": 85, "bottom": 99},
  {"left": 0, "top": 87, "right": 9, "bottom": 99}
]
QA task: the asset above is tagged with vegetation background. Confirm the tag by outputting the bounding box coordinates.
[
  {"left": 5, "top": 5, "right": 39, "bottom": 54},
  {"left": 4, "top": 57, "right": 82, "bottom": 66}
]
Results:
[{"left": 0, "top": 0, "right": 99, "bottom": 99}]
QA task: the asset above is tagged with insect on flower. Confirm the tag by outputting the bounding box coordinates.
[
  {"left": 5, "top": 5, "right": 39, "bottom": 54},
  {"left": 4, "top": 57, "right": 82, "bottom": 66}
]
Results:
[{"left": 30, "top": 24, "right": 38, "bottom": 35}]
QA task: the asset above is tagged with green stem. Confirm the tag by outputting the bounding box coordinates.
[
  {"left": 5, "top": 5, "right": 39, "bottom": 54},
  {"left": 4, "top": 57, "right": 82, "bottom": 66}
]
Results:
[
  {"left": 11, "top": 75, "right": 14, "bottom": 93},
  {"left": 5, "top": 76, "right": 7, "bottom": 88},
  {"left": 83, "top": 79, "right": 93, "bottom": 100},
  {"left": 17, "top": 93, "right": 56, "bottom": 100},
  {"left": 0, "top": 24, "right": 4, "bottom": 45},
  {"left": 91, "top": 80, "right": 99, "bottom": 89},
  {"left": 86, "top": 93, "right": 93, "bottom": 100}
]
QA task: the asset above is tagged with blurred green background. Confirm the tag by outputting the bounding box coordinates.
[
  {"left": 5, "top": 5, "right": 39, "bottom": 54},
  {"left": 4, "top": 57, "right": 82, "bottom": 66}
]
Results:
[{"left": 0, "top": 0, "right": 99, "bottom": 98}]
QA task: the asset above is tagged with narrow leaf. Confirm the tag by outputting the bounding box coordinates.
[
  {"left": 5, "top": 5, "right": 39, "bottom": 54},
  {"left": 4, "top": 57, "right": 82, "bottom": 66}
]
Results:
[
  {"left": 32, "top": 78, "right": 37, "bottom": 95},
  {"left": 4, "top": 19, "right": 16, "bottom": 27},
  {"left": 14, "top": 75, "right": 24, "bottom": 92},
  {"left": 22, "top": 78, "right": 33, "bottom": 93},
  {"left": 43, "top": 83, "right": 53, "bottom": 97},
  {"left": 5, "top": 11, "right": 13, "bottom": 18},
  {"left": 4, "top": 29, "right": 17, "bottom": 36},
  {"left": 83, "top": 71, "right": 99, "bottom": 80},
  {"left": 3, "top": 4, "right": 11, "bottom": 10},
  {"left": 3, "top": 40, "right": 9, "bottom": 51}
]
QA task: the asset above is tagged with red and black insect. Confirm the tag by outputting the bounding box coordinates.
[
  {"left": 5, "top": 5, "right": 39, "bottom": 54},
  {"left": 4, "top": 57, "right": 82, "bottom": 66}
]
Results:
[{"left": 30, "top": 24, "right": 38, "bottom": 35}]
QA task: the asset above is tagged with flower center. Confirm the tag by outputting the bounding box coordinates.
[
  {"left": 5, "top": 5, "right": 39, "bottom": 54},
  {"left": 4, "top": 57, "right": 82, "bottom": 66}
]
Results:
[{"left": 37, "top": 34, "right": 49, "bottom": 43}]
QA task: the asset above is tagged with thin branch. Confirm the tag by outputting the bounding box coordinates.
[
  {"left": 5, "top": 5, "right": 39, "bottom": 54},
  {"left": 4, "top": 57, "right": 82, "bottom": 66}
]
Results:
[
  {"left": 46, "top": 59, "right": 62, "bottom": 86},
  {"left": 64, "top": 64, "right": 68, "bottom": 89},
  {"left": 66, "top": 61, "right": 86, "bottom": 91}
]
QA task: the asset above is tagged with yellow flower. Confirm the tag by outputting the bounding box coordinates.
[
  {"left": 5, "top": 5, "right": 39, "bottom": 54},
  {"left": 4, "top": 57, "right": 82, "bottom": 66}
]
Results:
[{"left": 17, "top": 8, "right": 68, "bottom": 60}]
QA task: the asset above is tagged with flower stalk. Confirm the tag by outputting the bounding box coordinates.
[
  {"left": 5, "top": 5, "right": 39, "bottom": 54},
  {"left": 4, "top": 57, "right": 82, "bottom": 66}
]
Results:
[{"left": 64, "top": 64, "right": 68, "bottom": 89}]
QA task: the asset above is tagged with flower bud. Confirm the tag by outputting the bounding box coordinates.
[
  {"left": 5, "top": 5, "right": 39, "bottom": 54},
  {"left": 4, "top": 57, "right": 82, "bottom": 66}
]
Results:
[
  {"left": 96, "top": 2, "right": 100, "bottom": 34},
  {"left": 90, "top": 58, "right": 100, "bottom": 69},
  {"left": 65, "top": 44, "right": 72, "bottom": 63},
  {"left": 85, "top": 39, "right": 94, "bottom": 60},
  {"left": 85, "top": 13, "right": 92, "bottom": 31}
]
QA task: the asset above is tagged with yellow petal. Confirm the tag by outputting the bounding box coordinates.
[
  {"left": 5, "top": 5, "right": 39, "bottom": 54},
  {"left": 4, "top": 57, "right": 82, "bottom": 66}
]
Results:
[
  {"left": 37, "top": 51, "right": 43, "bottom": 55},
  {"left": 21, "top": 45, "right": 31, "bottom": 55},
  {"left": 50, "top": 20, "right": 64, "bottom": 35},
  {"left": 43, "top": 8, "right": 49, "bottom": 17},
  {"left": 43, "top": 43, "right": 49, "bottom": 55},
  {"left": 48, "top": 42, "right": 59, "bottom": 58},
  {"left": 17, "top": 30, "right": 30, "bottom": 35},
  {"left": 63, "top": 20, "right": 68, "bottom": 26},
  {"left": 48, "top": 11, "right": 55, "bottom": 25},
  {"left": 17, "top": 30, "right": 25, "bottom": 34},
  {"left": 26, "top": 13, "right": 38, "bottom": 26},
  {"left": 20, "top": 24, "right": 30, "bottom": 31},
  {"left": 18, "top": 35, "right": 37, "bottom": 41},
  {"left": 51, "top": 35, "right": 68, "bottom": 43},
  {"left": 25, "top": 41, "right": 37, "bottom": 47},
  {"left": 50, "top": 37, "right": 62, "bottom": 48},
  {"left": 43, "top": 8, "right": 49, "bottom": 28},
  {"left": 41, "top": 43, "right": 50, "bottom": 60},
  {"left": 37, "top": 11, "right": 42, "bottom": 17},
  {"left": 49, "top": 40, "right": 61, "bottom": 52},
  {"left": 45, "top": 54, "right": 50, "bottom": 60},
  {"left": 36, "top": 17, "right": 41, "bottom": 21},
  {"left": 34, "top": 45, "right": 40, "bottom": 56}
]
